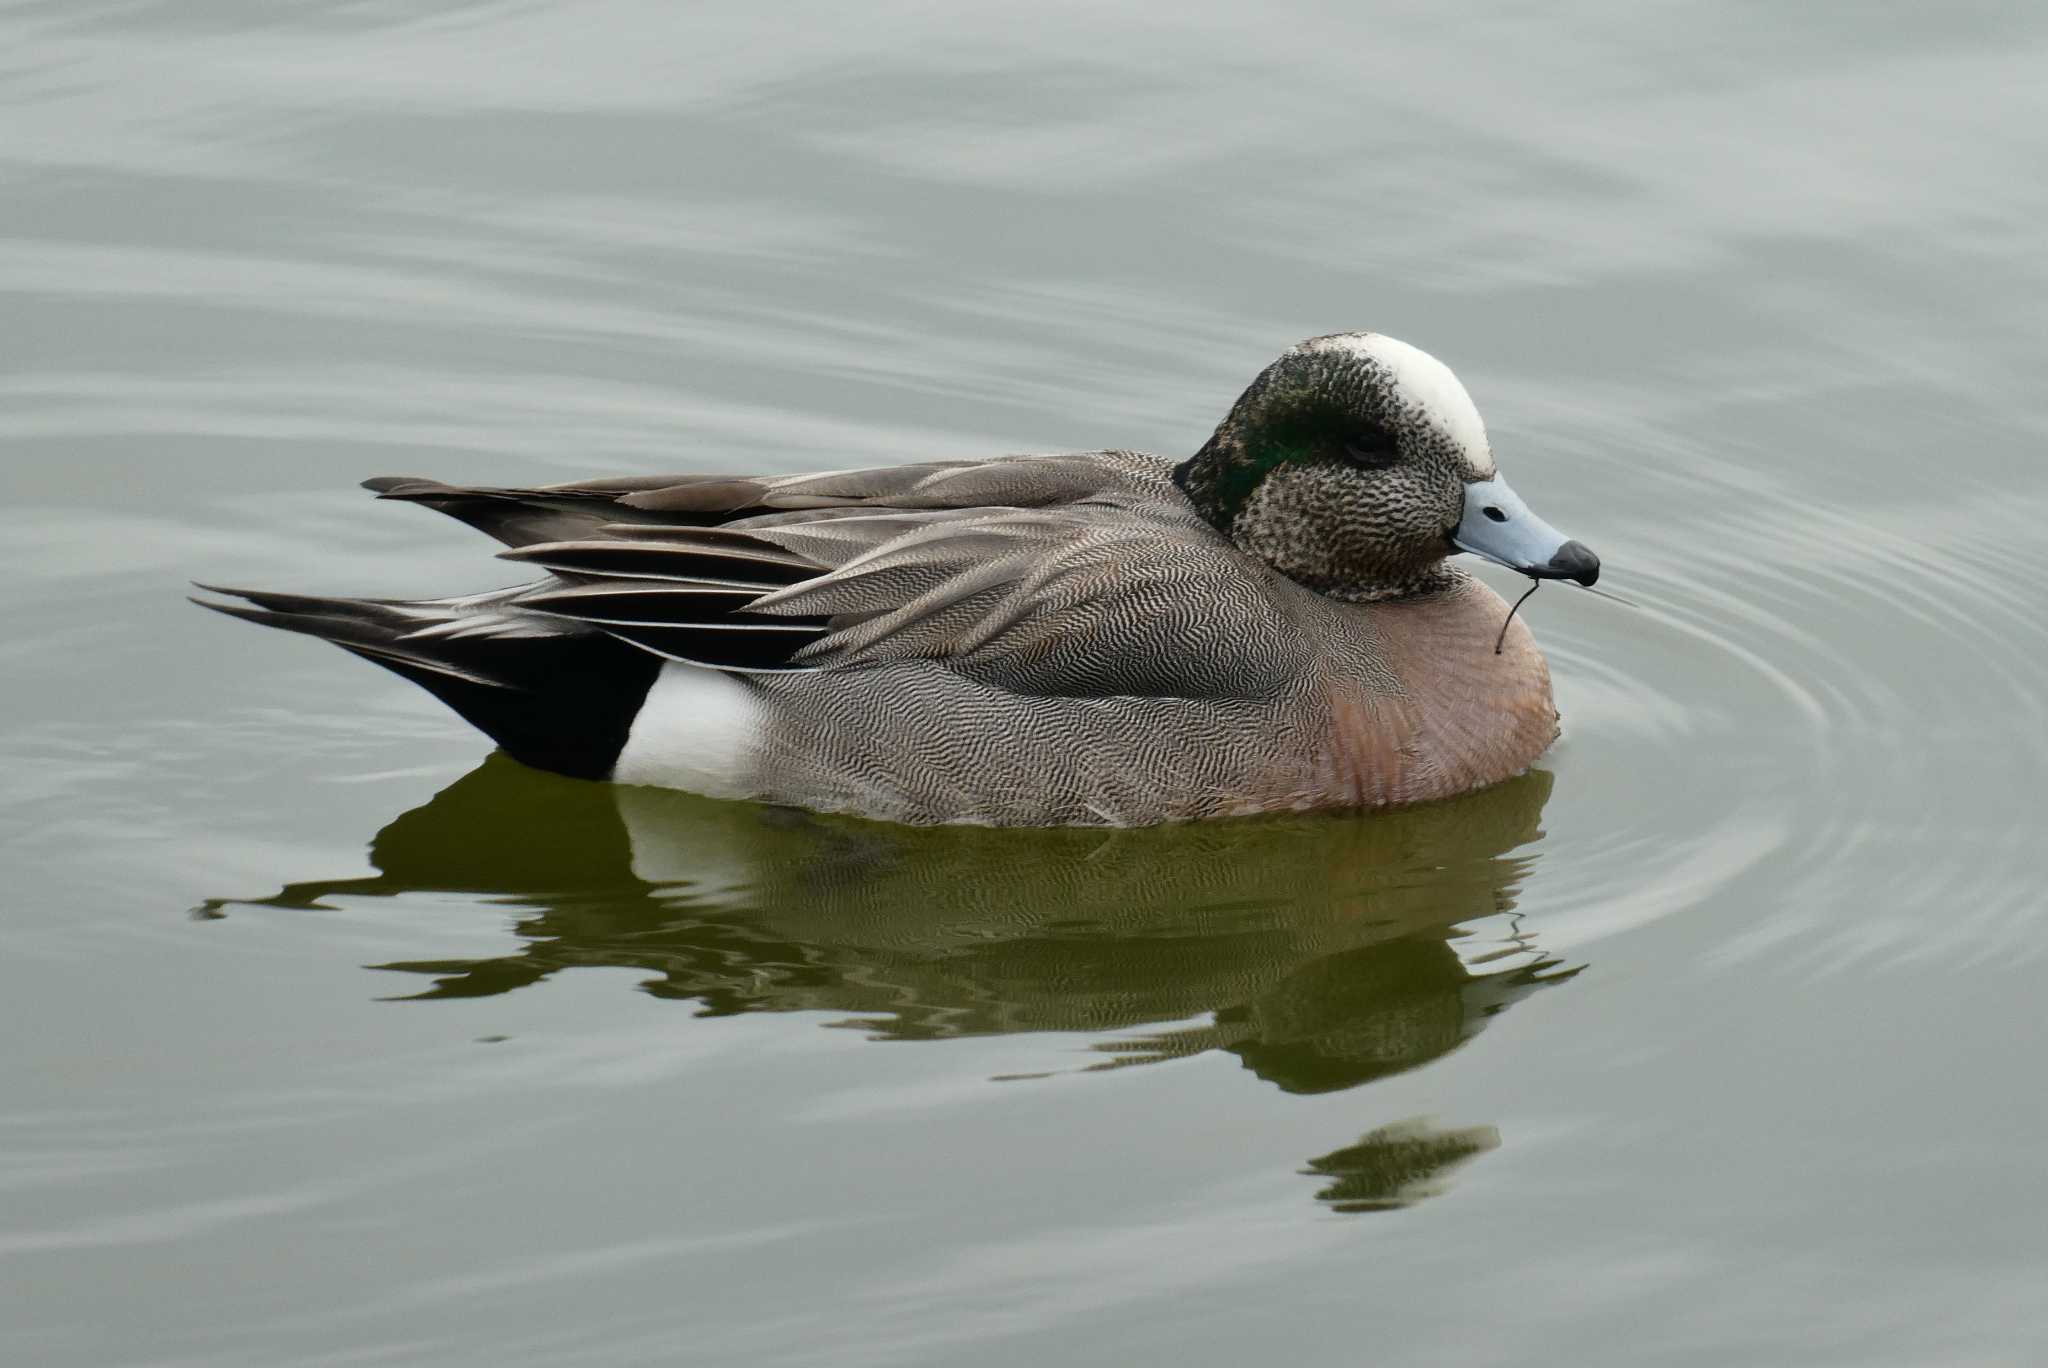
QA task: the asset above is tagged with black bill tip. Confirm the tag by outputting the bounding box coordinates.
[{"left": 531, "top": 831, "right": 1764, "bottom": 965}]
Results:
[{"left": 1543, "top": 540, "right": 1600, "bottom": 587}]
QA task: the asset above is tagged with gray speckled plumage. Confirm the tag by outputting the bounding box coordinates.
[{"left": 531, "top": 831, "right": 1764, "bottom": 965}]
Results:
[{"left": 198, "top": 333, "right": 1588, "bottom": 826}]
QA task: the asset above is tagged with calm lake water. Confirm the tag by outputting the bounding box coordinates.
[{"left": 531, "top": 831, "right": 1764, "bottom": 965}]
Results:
[{"left": 6, "top": 2, "right": 2048, "bottom": 1364}]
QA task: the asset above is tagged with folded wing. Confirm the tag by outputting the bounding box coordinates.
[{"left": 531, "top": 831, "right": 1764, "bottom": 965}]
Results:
[{"left": 382, "top": 455, "right": 1308, "bottom": 699}]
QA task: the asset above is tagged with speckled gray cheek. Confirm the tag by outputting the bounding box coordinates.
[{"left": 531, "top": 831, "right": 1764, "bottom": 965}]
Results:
[{"left": 1231, "top": 461, "right": 1465, "bottom": 603}]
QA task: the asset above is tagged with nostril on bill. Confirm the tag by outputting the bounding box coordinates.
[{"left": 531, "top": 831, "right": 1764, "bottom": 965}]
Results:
[{"left": 1482, "top": 506, "right": 1507, "bottom": 523}]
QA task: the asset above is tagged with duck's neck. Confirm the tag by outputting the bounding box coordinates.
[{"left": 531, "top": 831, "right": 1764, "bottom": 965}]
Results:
[
  {"left": 1171, "top": 443, "right": 1461, "bottom": 604},
  {"left": 1171, "top": 437, "right": 1267, "bottom": 533},
  {"left": 1315, "top": 562, "right": 1465, "bottom": 604}
]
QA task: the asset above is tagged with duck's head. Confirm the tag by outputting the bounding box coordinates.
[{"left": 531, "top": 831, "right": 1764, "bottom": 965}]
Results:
[{"left": 1174, "top": 333, "right": 1598, "bottom": 602}]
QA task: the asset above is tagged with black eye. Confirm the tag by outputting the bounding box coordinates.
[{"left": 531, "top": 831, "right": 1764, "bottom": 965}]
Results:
[{"left": 1341, "top": 428, "right": 1399, "bottom": 469}]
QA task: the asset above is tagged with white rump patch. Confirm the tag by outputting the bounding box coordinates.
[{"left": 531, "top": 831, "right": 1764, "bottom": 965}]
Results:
[
  {"left": 612, "top": 662, "right": 763, "bottom": 798},
  {"left": 1324, "top": 333, "right": 1493, "bottom": 476}
]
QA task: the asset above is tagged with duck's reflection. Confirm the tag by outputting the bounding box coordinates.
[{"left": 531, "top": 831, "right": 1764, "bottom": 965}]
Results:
[
  {"left": 1300, "top": 1119, "right": 1502, "bottom": 1213},
  {"left": 208, "top": 755, "right": 1577, "bottom": 1202}
]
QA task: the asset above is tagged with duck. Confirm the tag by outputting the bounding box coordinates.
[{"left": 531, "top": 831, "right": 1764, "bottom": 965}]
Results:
[{"left": 196, "top": 332, "right": 1600, "bottom": 827}]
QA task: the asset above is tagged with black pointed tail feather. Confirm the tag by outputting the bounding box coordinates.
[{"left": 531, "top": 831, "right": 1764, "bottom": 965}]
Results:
[{"left": 192, "top": 585, "right": 662, "bottom": 781}]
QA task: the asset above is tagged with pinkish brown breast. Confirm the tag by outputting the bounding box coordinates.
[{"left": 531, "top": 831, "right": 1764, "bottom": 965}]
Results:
[{"left": 1317, "top": 577, "right": 1559, "bottom": 808}]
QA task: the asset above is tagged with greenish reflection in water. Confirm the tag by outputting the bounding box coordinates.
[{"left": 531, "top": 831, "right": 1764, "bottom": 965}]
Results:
[
  {"left": 1301, "top": 1119, "right": 1502, "bottom": 1214},
  {"left": 209, "top": 756, "right": 1577, "bottom": 1083},
  {"left": 206, "top": 756, "right": 1576, "bottom": 1203}
]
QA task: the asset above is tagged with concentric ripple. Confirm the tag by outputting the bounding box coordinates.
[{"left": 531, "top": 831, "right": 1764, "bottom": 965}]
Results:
[{"left": 1500, "top": 446, "right": 2048, "bottom": 971}]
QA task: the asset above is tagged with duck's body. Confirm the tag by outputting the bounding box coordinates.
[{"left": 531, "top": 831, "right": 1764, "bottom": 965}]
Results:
[
  {"left": 609, "top": 453, "right": 1557, "bottom": 825},
  {"left": 200, "top": 334, "right": 1596, "bottom": 827}
]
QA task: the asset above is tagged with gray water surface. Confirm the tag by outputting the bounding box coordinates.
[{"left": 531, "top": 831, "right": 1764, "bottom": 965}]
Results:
[{"left": 6, "top": 3, "right": 2048, "bottom": 1365}]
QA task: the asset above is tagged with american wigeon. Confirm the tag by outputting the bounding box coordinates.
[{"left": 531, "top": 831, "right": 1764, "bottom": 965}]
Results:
[{"left": 198, "top": 333, "right": 1599, "bottom": 826}]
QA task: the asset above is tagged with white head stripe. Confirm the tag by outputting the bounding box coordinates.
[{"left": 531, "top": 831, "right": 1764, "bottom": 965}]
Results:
[{"left": 1315, "top": 334, "right": 1493, "bottom": 476}]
